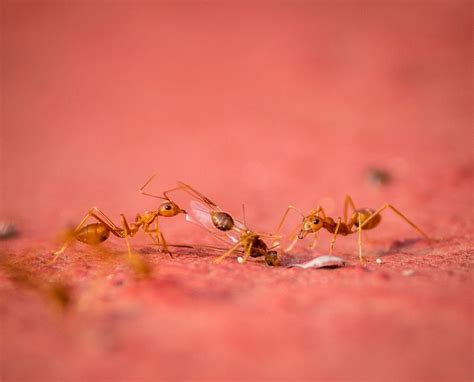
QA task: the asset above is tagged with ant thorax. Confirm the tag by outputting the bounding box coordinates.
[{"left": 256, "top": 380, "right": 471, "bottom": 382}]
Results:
[{"left": 140, "top": 211, "right": 159, "bottom": 224}]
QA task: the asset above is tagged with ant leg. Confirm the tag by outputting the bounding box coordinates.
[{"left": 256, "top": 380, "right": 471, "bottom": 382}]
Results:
[
  {"left": 239, "top": 240, "right": 254, "bottom": 264},
  {"left": 358, "top": 214, "right": 365, "bottom": 262},
  {"left": 213, "top": 241, "right": 242, "bottom": 264},
  {"left": 360, "top": 204, "right": 430, "bottom": 240},
  {"left": 329, "top": 218, "right": 342, "bottom": 255},
  {"left": 241, "top": 204, "right": 247, "bottom": 227},
  {"left": 120, "top": 215, "right": 137, "bottom": 257},
  {"left": 139, "top": 174, "right": 168, "bottom": 200},
  {"left": 283, "top": 219, "right": 309, "bottom": 252},
  {"left": 310, "top": 233, "right": 318, "bottom": 250},
  {"left": 154, "top": 219, "right": 161, "bottom": 244},
  {"left": 314, "top": 206, "right": 328, "bottom": 219},
  {"left": 153, "top": 217, "right": 172, "bottom": 257},
  {"left": 274, "top": 205, "right": 305, "bottom": 237},
  {"left": 143, "top": 222, "right": 160, "bottom": 245},
  {"left": 162, "top": 185, "right": 187, "bottom": 201},
  {"left": 176, "top": 181, "right": 219, "bottom": 208},
  {"left": 123, "top": 231, "right": 133, "bottom": 257},
  {"left": 343, "top": 195, "right": 357, "bottom": 224},
  {"left": 53, "top": 214, "right": 92, "bottom": 257},
  {"left": 285, "top": 233, "right": 300, "bottom": 252},
  {"left": 272, "top": 205, "right": 305, "bottom": 249},
  {"left": 158, "top": 230, "right": 173, "bottom": 258},
  {"left": 363, "top": 231, "right": 373, "bottom": 244}
]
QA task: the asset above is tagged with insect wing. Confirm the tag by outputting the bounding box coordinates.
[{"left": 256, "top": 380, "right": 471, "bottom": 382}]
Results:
[
  {"left": 186, "top": 201, "right": 238, "bottom": 245},
  {"left": 186, "top": 201, "right": 218, "bottom": 232},
  {"left": 177, "top": 182, "right": 219, "bottom": 210}
]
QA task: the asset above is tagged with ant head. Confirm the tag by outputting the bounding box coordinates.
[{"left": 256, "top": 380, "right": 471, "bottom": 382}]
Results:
[
  {"left": 265, "top": 250, "right": 280, "bottom": 266},
  {"left": 298, "top": 213, "right": 324, "bottom": 239},
  {"left": 158, "top": 200, "right": 186, "bottom": 217}
]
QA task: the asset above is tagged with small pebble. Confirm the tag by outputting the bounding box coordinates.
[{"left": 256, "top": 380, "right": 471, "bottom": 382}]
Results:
[
  {"left": 287, "top": 255, "right": 345, "bottom": 269},
  {"left": 237, "top": 256, "right": 244, "bottom": 264},
  {"left": 376, "top": 258, "right": 383, "bottom": 264},
  {"left": 402, "top": 269, "right": 416, "bottom": 277}
]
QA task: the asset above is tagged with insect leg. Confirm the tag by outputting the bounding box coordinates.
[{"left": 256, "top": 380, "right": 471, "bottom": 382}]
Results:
[
  {"left": 176, "top": 181, "right": 219, "bottom": 209},
  {"left": 212, "top": 240, "right": 243, "bottom": 264},
  {"left": 310, "top": 233, "right": 319, "bottom": 249},
  {"left": 120, "top": 214, "right": 147, "bottom": 257},
  {"left": 360, "top": 204, "right": 430, "bottom": 240},
  {"left": 153, "top": 217, "right": 172, "bottom": 257},
  {"left": 284, "top": 223, "right": 303, "bottom": 252},
  {"left": 343, "top": 195, "right": 357, "bottom": 224},
  {"left": 274, "top": 205, "right": 304, "bottom": 237},
  {"left": 240, "top": 239, "right": 254, "bottom": 264},
  {"left": 314, "top": 206, "right": 328, "bottom": 219},
  {"left": 358, "top": 214, "right": 364, "bottom": 262},
  {"left": 139, "top": 174, "right": 168, "bottom": 200},
  {"left": 142, "top": 222, "right": 159, "bottom": 245},
  {"left": 329, "top": 218, "right": 342, "bottom": 255}
]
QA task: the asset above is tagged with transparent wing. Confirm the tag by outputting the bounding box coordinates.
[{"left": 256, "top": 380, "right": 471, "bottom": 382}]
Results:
[
  {"left": 176, "top": 181, "right": 249, "bottom": 240},
  {"left": 177, "top": 182, "right": 220, "bottom": 210},
  {"left": 186, "top": 200, "right": 240, "bottom": 245}
]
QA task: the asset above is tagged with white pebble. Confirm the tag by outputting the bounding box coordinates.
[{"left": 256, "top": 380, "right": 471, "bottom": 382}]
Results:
[{"left": 287, "top": 255, "right": 345, "bottom": 269}]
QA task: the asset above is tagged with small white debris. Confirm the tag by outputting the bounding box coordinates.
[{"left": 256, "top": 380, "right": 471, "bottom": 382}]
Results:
[
  {"left": 402, "top": 269, "right": 416, "bottom": 277},
  {"left": 287, "top": 255, "right": 345, "bottom": 269},
  {"left": 237, "top": 256, "right": 244, "bottom": 264},
  {"left": 376, "top": 258, "right": 383, "bottom": 264}
]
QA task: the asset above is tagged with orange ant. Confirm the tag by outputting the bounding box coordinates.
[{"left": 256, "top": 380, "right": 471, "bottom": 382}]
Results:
[
  {"left": 171, "top": 182, "right": 280, "bottom": 266},
  {"left": 274, "top": 195, "right": 430, "bottom": 262},
  {"left": 52, "top": 175, "right": 186, "bottom": 260}
]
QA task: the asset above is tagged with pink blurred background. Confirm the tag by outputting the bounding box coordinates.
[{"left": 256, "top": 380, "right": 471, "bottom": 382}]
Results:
[
  {"left": 3, "top": 1, "right": 471, "bottom": 239},
  {"left": 1, "top": 3, "right": 473, "bottom": 381}
]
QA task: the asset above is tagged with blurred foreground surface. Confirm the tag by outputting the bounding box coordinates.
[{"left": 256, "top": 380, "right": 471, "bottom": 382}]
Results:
[
  {"left": 1, "top": 2, "right": 473, "bottom": 381},
  {"left": 1, "top": 229, "right": 472, "bottom": 381}
]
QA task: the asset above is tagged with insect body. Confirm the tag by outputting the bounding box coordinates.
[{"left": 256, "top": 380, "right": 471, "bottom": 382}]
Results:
[
  {"left": 210, "top": 211, "right": 235, "bottom": 231},
  {"left": 276, "top": 195, "right": 429, "bottom": 262},
  {"left": 52, "top": 175, "right": 186, "bottom": 259},
  {"left": 175, "top": 182, "right": 280, "bottom": 266},
  {"left": 75, "top": 222, "right": 110, "bottom": 244}
]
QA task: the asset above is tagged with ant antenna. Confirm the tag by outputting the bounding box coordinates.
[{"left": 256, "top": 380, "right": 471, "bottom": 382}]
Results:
[
  {"left": 242, "top": 204, "right": 247, "bottom": 227},
  {"left": 139, "top": 174, "right": 167, "bottom": 200}
]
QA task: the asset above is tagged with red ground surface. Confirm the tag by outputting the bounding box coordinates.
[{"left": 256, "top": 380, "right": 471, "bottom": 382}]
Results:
[{"left": 1, "top": 2, "right": 473, "bottom": 381}]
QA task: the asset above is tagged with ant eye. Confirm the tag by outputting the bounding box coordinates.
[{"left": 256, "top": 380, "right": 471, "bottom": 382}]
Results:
[
  {"left": 313, "top": 218, "right": 320, "bottom": 225},
  {"left": 165, "top": 204, "right": 172, "bottom": 210}
]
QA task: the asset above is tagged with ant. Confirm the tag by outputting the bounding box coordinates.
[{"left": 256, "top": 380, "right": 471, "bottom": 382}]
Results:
[
  {"left": 274, "top": 195, "right": 430, "bottom": 262},
  {"left": 52, "top": 175, "right": 186, "bottom": 260},
  {"left": 172, "top": 182, "right": 280, "bottom": 266}
]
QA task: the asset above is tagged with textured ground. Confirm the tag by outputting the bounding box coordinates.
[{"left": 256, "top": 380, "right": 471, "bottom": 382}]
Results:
[{"left": 1, "top": 2, "right": 473, "bottom": 381}]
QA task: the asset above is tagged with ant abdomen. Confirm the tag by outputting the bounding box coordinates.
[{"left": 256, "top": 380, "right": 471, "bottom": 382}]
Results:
[
  {"left": 352, "top": 208, "right": 382, "bottom": 230},
  {"left": 211, "top": 211, "right": 234, "bottom": 231},
  {"left": 75, "top": 223, "right": 110, "bottom": 245}
]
